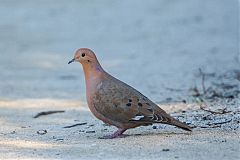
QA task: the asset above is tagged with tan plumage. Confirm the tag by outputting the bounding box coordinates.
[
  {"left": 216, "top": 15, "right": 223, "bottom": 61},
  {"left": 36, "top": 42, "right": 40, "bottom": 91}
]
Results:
[{"left": 69, "top": 48, "right": 192, "bottom": 139}]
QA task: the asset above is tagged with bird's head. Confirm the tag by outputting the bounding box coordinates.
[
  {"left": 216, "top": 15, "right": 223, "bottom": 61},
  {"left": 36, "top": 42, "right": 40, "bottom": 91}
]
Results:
[
  {"left": 68, "top": 48, "right": 104, "bottom": 75},
  {"left": 68, "top": 48, "right": 98, "bottom": 65}
]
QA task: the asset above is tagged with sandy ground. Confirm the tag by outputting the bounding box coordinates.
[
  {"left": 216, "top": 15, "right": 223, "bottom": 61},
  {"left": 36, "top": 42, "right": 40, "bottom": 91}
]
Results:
[
  {"left": 0, "top": 99, "right": 239, "bottom": 160},
  {"left": 0, "top": 0, "right": 239, "bottom": 159}
]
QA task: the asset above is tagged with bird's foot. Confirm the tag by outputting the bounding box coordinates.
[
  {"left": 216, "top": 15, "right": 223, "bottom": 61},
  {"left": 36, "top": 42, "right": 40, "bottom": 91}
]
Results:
[{"left": 99, "top": 128, "right": 127, "bottom": 139}]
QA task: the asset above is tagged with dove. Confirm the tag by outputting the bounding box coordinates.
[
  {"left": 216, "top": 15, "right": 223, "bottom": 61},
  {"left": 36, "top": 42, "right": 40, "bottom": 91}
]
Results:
[{"left": 68, "top": 48, "right": 192, "bottom": 139}]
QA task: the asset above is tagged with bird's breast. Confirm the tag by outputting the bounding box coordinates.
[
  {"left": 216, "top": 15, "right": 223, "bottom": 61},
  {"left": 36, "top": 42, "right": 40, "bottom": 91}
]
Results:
[{"left": 85, "top": 78, "right": 108, "bottom": 122}]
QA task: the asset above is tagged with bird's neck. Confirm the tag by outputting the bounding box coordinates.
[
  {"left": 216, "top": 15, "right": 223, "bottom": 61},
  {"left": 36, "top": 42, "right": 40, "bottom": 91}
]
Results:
[
  {"left": 82, "top": 63, "right": 105, "bottom": 92},
  {"left": 82, "top": 63, "right": 104, "bottom": 81}
]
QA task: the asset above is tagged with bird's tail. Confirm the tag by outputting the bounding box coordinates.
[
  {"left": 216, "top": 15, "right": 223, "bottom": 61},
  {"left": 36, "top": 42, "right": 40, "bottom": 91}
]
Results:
[{"left": 169, "top": 117, "right": 192, "bottom": 131}]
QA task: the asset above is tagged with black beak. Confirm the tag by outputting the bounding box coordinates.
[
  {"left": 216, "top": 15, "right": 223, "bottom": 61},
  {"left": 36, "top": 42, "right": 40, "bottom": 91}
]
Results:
[{"left": 68, "top": 58, "right": 75, "bottom": 64}]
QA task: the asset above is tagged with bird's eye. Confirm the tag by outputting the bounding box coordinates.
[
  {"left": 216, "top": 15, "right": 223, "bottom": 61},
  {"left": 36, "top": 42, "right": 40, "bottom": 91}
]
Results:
[{"left": 81, "top": 53, "right": 85, "bottom": 57}]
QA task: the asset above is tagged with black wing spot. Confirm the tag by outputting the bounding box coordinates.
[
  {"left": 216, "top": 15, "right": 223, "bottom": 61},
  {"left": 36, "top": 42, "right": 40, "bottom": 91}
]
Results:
[
  {"left": 126, "top": 103, "right": 131, "bottom": 107},
  {"left": 128, "top": 99, "right": 132, "bottom": 102},
  {"left": 138, "top": 103, "right": 143, "bottom": 107}
]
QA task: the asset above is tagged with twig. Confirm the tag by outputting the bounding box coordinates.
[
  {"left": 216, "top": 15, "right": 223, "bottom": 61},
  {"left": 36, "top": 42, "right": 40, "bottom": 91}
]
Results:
[
  {"left": 197, "top": 125, "right": 221, "bottom": 128},
  {"left": 199, "top": 68, "right": 206, "bottom": 94},
  {"left": 33, "top": 110, "right": 65, "bottom": 118},
  {"left": 200, "top": 105, "right": 231, "bottom": 114},
  {"left": 193, "top": 119, "right": 232, "bottom": 129},
  {"left": 165, "top": 87, "right": 183, "bottom": 92},
  {"left": 63, "top": 122, "right": 87, "bottom": 128},
  {"left": 196, "top": 98, "right": 231, "bottom": 114},
  {"left": 208, "top": 119, "right": 232, "bottom": 125}
]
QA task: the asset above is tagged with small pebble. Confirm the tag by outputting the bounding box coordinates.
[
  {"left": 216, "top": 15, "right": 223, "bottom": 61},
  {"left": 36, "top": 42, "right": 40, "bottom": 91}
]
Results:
[
  {"left": 185, "top": 121, "right": 192, "bottom": 125},
  {"left": 56, "top": 138, "right": 64, "bottom": 141},
  {"left": 37, "top": 130, "right": 47, "bottom": 135},
  {"left": 152, "top": 126, "right": 157, "bottom": 129},
  {"left": 101, "top": 128, "right": 108, "bottom": 132},
  {"left": 86, "top": 131, "right": 96, "bottom": 133},
  {"left": 162, "top": 148, "right": 170, "bottom": 151}
]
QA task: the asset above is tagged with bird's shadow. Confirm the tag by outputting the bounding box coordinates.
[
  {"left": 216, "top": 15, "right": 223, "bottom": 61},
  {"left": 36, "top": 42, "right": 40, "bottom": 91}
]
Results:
[
  {"left": 97, "top": 130, "right": 192, "bottom": 140},
  {"left": 129, "top": 131, "right": 192, "bottom": 138}
]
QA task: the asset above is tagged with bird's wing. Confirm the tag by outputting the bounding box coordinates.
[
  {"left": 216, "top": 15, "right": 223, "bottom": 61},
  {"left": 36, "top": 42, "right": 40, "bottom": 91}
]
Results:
[{"left": 92, "top": 77, "right": 172, "bottom": 125}]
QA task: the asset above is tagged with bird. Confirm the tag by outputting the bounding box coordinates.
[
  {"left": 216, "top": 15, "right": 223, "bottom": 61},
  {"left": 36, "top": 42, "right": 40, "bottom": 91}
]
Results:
[{"left": 68, "top": 48, "right": 192, "bottom": 139}]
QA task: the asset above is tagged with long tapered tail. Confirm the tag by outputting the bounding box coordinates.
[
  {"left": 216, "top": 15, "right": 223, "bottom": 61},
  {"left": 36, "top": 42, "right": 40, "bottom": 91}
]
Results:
[{"left": 169, "top": 118, "right": 192, "bottom": 131}]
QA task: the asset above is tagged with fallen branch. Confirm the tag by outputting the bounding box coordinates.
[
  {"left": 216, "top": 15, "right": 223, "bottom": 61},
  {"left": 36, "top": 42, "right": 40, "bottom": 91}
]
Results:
[
  {"left": 33, "top": 110, "right": 65, "bottom": 118},
  {"left": 63, "top": 122, "right": 87, "bottom": 128}
]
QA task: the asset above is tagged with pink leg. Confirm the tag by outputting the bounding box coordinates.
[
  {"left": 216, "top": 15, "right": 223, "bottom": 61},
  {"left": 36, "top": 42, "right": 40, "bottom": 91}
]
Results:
[{"left": 99, "top": 128, "right": 127, "bottom": 139}]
